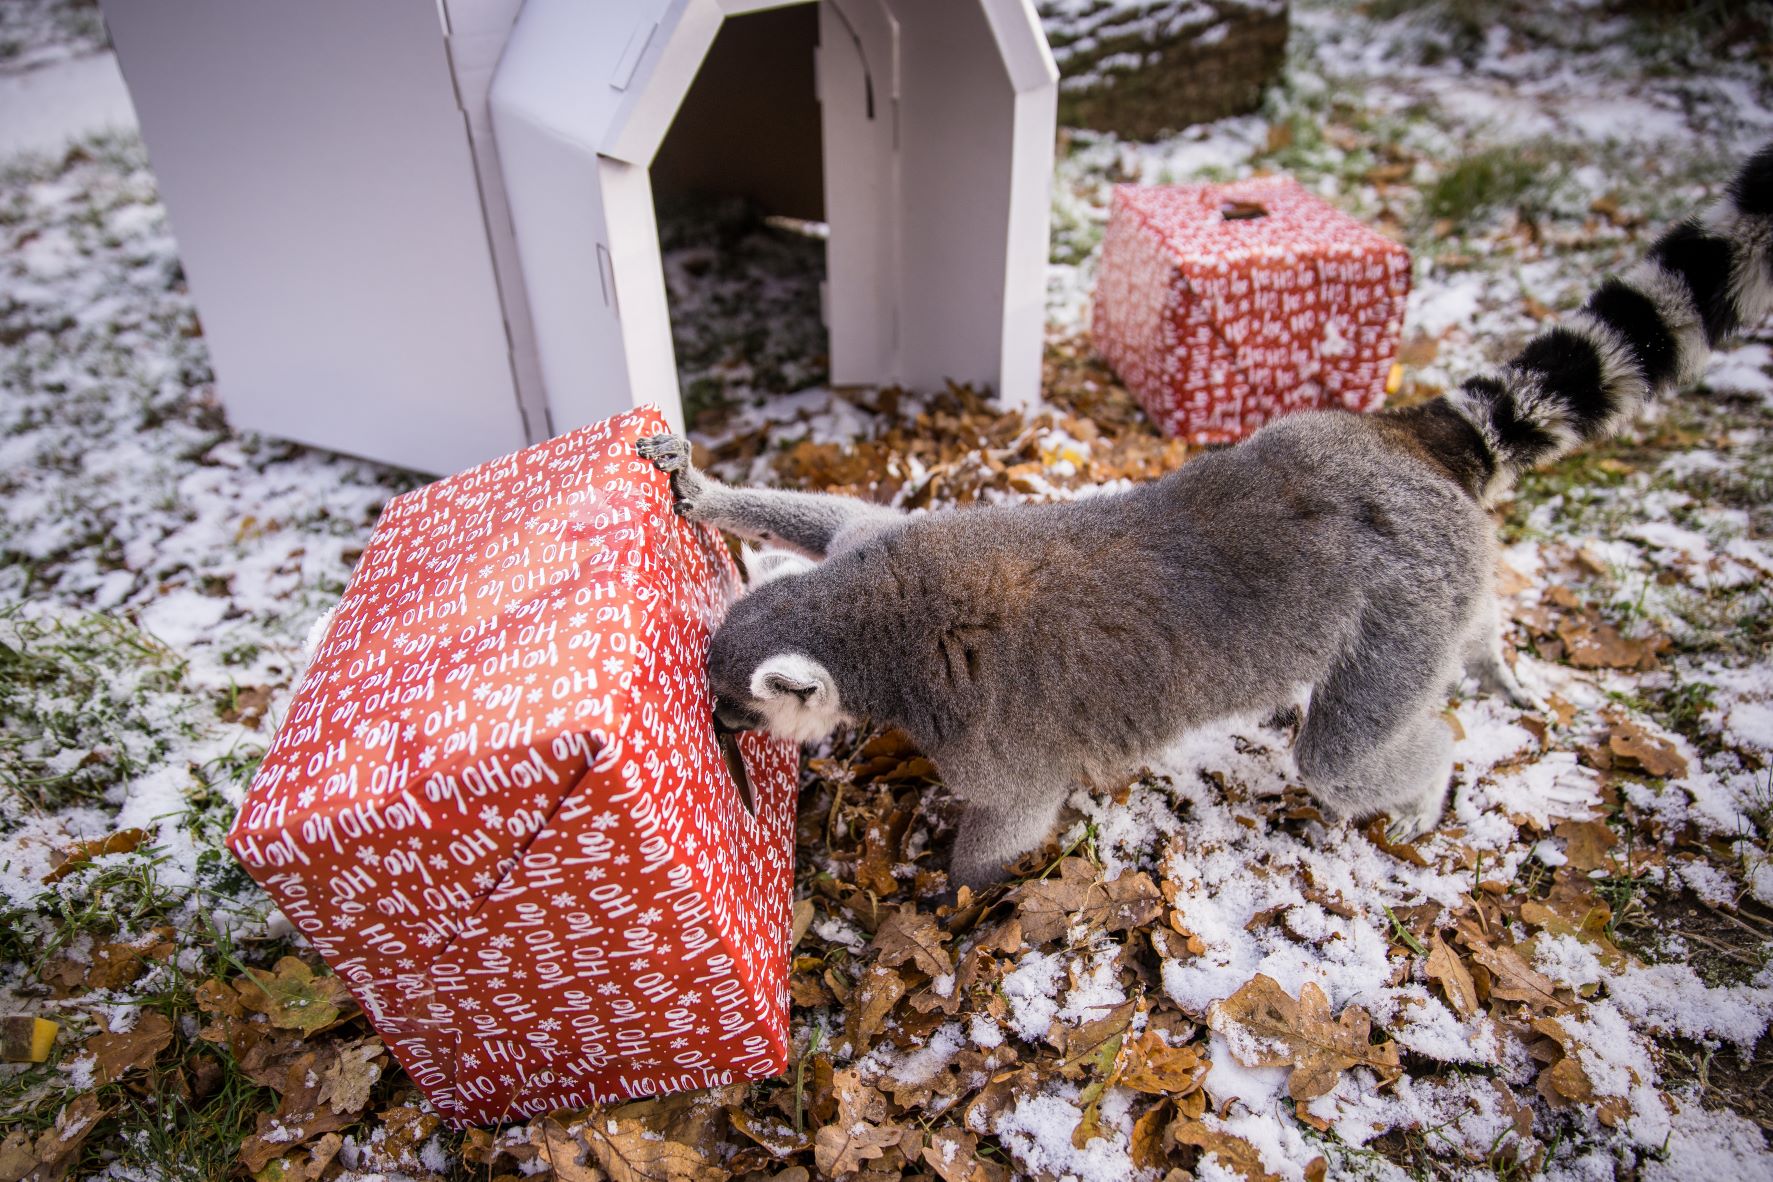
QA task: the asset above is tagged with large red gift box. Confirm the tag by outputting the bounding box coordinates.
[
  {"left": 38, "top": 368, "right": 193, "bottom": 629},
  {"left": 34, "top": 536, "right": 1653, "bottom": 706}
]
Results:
[
  {"left": 226, "top": 406, "right": 800, "bottom": 1126},
  {"left": 1092, "top": 176, "right": 1410, "bottom": 442}
]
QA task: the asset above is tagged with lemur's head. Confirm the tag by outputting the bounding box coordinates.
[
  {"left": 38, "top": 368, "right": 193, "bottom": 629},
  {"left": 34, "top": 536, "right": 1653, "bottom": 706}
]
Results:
[{"left": 706, "top": 547, "right": 849, "bottom": 745}]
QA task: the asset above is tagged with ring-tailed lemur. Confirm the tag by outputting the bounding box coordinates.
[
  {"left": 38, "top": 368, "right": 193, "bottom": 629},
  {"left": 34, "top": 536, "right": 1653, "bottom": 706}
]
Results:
[{"left": 639, "top": 146, "right": 1773, "bottom": 891}]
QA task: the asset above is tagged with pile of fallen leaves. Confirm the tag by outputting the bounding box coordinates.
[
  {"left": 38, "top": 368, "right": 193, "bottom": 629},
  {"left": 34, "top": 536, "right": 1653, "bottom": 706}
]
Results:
[
  {"left": 1, "top": 934, "right": 441, "bottom": 1181},
  {"left": 698, "top": 344, "right": 1191, "bottom": 508}
]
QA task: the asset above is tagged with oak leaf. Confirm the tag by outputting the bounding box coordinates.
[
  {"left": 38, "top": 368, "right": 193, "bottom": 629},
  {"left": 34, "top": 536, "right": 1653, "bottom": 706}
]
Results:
[
  {"left": 0, "top": 1093, "right": 104, "bottom": 1182},
  {"left": 41, "top": 829, "right": 147, "bottom": 884},
  {"left": 1118, "top": 1030, "right": 1209, "bottom": 1096},
  {"left": 1556, "top": 616, "right": 1663, "bottom": 670},
  {"left": 727, "top": 1108, "right": 810, "bottom": 1157},
  {"left": 1552, "top": 819, "right": 1618, "bottom": 873},
  {"left": 86, "top": 1011, "right": 173, "bottom": 1085},
  {"left": 1424, "top": 936, "right": 1479, "bottom": 1018},
  {"left": 1531, "top": 1017, "right": 1632, "bottom": 1127},
  {"left": 237, "top": 957, "right": 353, "bottom": 1036},
  {"left": 1169, "top": 1119, "right": 1281, "bottom": 1182},
  {"left": 1465, "top": 940, "right": 1563, "bottom": 1011},
  {"left": 533, "top": 1118, "right": 605, "bottom": 1182},
  {"left": 1207, "top": 975, "right": 1401, "bottom": 1101},
  {"left": 237, "top": 1051, "right": 360, "bottom": 1173},
  {"left": 251, "top": 1133, "right": 342, "bottom": 1182},
  {"left": 919, "top": 1128, "right": 1006, "bottom": 1182},
  {"left": 1129, "top": 1101, "right": 1171, "bottom": 1170},
  {"left": 1016, "top": 860, "right": 1162, "bottom": 944},
  {"left": 316, "top": 1038, "right": 384, "bottom": 1115},
  {"left": 855, "top": 818, "right": 899, "bottom": 896},
  {"left": 582, "top": 1116, "right": 726, "bottom": 1182},
  {"left": 870, "top": 908, "right": 951, "bottom": 979},
  {"left": 845, "top": 963, "right": 907, "bottom": 1052},
  {"left": 1606, "top": 721, "right": 1687, "bottom": 779},
  {"left": 813, "top": 1069, "right": 902, "bottom": 1178}
]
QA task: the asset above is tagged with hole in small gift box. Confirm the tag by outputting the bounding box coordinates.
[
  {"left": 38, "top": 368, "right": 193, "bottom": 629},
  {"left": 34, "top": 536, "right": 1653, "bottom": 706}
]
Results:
[
  {"left": 718, "top": 731, "right": 758, "bottom": 816},
  {"left": 1221, "top": 201, "right": 1269, "bottom": 221}
]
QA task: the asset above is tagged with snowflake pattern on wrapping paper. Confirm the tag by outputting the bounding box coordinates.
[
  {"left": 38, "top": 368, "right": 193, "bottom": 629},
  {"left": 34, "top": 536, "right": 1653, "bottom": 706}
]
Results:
[
  {"left": 1092, "top": 177, "right": 1410, "bottom": 443},
  {"left": 226, "top": 406, "right": 799, "bottom": 1127}
]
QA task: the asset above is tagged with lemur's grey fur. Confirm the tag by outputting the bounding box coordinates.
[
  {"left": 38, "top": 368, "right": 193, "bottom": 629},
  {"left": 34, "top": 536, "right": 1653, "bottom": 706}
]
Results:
[{"left": 639, "top": 146, "right": 1773, "bottom": 890}]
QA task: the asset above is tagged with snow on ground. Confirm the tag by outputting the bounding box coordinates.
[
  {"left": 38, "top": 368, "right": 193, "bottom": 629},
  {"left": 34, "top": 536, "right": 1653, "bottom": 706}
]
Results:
[{"left": 1, "top": 1, "right": 1771, "bottom": 1179}]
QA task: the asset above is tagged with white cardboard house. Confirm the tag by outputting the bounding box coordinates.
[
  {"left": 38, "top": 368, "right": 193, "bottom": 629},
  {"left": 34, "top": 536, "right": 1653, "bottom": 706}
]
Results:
[{"left": 101, "top": 0, "right": 1058, "bottom": 475}]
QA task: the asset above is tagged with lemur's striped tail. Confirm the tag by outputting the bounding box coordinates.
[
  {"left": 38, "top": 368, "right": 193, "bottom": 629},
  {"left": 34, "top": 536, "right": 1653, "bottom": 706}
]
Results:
[{"left": 1443, "top": 143, "right": 1773, "bottom": 494}]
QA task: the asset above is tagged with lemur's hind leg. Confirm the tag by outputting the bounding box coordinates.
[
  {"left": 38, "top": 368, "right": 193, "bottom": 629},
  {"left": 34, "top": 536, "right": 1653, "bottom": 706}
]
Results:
[
  {"left": 638, "top": 434, "right": 905, "bottom": 559},
  {"left": 1296, "top": 625, "right": 1460, "bottom": 842},
  {"left": 1460, "top": 592, "right": 1539, "bottom": 710}
]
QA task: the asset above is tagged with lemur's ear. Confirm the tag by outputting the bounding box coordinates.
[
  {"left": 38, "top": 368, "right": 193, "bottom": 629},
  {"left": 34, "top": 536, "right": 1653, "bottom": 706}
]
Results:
[
  {"left": 741, "top": 545, "right": 816, "bottom": 587},
  {"left": 751, "top": 653, "right": 830, "bottom": 704},
  {"left": 749, "top": 653, "right": 846, "bottom": 744}
]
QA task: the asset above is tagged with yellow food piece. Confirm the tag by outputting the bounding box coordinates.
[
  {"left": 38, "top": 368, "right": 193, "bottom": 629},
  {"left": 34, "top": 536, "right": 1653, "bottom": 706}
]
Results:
[
  {"left": 1385, "top": 361, "right": 1405, "bottom": 396},
  {"left": 1, "top": 1016, "right": 58, "bottom": 1062}
]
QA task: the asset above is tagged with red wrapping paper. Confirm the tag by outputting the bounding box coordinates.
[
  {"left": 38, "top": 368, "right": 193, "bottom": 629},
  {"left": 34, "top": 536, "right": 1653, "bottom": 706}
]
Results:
[
  {"left": 1092, "top": 176, "right": 1410, "bottom": 442},
  {"left": 226, "top": 406, "right": 800, "bottom": 1126}
]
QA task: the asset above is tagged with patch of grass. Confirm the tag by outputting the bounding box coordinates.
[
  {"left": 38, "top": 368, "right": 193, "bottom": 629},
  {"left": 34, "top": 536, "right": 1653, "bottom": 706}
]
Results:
[
  {"left": 101, "top": 1060, "right": 276, "bottom": 1182},
  {"left": 1423, "top": 146, "right": 1555, "bottom": 226},
  {"left": 0, "top": 604, "right": 193, "bottom": 812}
]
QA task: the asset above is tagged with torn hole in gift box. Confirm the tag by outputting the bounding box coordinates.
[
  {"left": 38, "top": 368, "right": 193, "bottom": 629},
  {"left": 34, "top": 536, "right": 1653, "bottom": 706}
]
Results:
[
  {"left": 719, "top": 731, "right": 759, "bottom": 815},
  {"left": 1221, "top": 200, "right": 1268, "bottom": 220}
]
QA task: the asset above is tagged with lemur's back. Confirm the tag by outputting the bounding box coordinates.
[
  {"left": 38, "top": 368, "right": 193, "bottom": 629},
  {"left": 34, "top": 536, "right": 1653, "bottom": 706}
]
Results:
[{"left": 804, "top": 408, "right": 1490, "bottom": 768}]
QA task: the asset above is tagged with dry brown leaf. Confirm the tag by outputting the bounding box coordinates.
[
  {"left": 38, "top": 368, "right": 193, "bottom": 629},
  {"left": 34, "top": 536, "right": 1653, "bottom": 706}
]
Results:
[
  {"left": 727, "top": 1108, "right": 809, "bottom": 1158},
  {"left": 1117, "top": 1031, "right": 1209, "bottom": 1097},
  {"left": 1170, "top": 1118, "right": 1281, "bottom": 1182},
  {"left": 316, "top": 1037, "right": 384, "bottom": 1115},
  {"left": 1424, "top": 936, "right": 1479, "bottom": 1019},
  {"left": 41, "top": 828, "right": 147, "bottom": 883},
  {"left": 1466, "top": 940, "right": 1564, "bottom": 1012},
  {"left": 870, "top": 908, "right": 951, "bottom": 979},
  {"left": 846, "top": 963, "right": 907, "bottom": 1052},
  {"left": 220, "top": 685, "right": 274, "bottom": 728},
  {"left": 791, "top": 899, "right": 816, "bottom": 948},
  {"left": 1016, "top": 860, "right": 1162, "bottom": 944},
  {"left": 1129, "top": 1101, "right": 1171, "bottom": 1169},
  {"left": 1362, "top": 818, "right": 1430, "bottom": 867},
  {"left": 919, "top": 1128, "right": 1006, "bottom": 1182},
  {"left": 86, "top": 1011, "right": 173, "bottom": 1085},
  {"left": 533, "top": 1118, "right": 605, "bottom": 1182},
  {"left": 1531, "top": 1017, "right": 1632, "bottom": 1127},
  {"left": 251, "top": 1132, "right": 343, "bottom": 1182},
  {"left": 195, "top": 976, "right": 246, "bottom": 1019},
  {"left": 236, "top": 957, "right": 353, "bottom": 1036},
  {"left": 1552, "top": 819, "right": 1618, "bottom": 873},
  {"left": 237, "top": 1050, "right": 361, "bottom": 1173},
  {"left": 1607, "top": 721, "right": 1688, "bottom": 779},
  {"left": 855, "top": 819, "right": 899, "bottom": 896},
  {"left": 1556, "top": 615, "right": 1664, "bottom": 670},
  {"left": 1206, "top": 975, "right": 1401, "bottom": 1101},
  {"left": 581, "top": 1115, "right": 727, "bottom": 1182},
  {"left": 0, "top": 1092, "right": 104, "bottom": 1182},
  {"left": 813, "top": 1070, "right": 902, "bottom": 1178}
]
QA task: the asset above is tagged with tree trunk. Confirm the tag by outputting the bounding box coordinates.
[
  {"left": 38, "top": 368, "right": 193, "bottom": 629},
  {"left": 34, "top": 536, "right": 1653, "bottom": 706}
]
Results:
[{"left": 1039, "top": 0, "right": 1290, "bottom": 140}]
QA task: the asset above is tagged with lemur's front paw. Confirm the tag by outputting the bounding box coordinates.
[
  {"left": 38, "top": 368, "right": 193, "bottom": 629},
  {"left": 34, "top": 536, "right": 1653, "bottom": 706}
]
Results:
[
  {"left": 635, "top": 434, "right": 705, "bottom": 516},
  {"left": 636, "top": 433, "right": 691, "bottom": 473},
  {"left": 1383, "top": 801, "right": 1443, "bottom": 845}
]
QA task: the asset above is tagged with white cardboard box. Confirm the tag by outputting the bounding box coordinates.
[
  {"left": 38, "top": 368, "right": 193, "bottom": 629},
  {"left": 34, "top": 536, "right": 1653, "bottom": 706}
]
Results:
[{"left": 102, "top": 0, "right": 1057, "bottom": 475}]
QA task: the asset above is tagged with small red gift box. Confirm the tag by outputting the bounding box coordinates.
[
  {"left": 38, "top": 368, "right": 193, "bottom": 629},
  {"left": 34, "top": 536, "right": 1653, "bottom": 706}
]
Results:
[
  {"left": 226, "top": 406, "right": 799, "bottom": 1126},
  {"left": 1092, "top": 177, "right": 1410, "bottom": 442}
]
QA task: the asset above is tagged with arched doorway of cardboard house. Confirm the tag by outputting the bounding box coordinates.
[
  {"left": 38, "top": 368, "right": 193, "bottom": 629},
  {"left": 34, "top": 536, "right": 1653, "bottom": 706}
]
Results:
[{"left": 650, "top": 5, "right": 831, "bottom": 436}]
